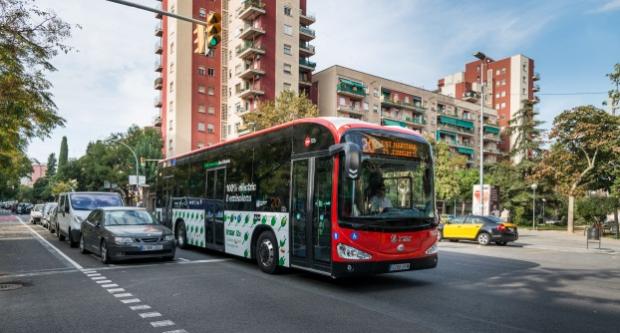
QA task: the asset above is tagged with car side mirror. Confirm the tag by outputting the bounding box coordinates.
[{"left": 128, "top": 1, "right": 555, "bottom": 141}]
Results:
[{"left": 329, "top": 142, "right": 361, "bottom": 179}]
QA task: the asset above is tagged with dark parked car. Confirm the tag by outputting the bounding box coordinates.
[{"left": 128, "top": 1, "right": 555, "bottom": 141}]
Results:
[{"left": 79, "top": 207, "right": 175, "bottom": 264}]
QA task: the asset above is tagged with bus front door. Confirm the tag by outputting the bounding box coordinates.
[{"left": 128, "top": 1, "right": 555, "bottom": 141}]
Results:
[
  {"left": 205, "top": 167, "right": 226, "bottom": 251},
  {"left": 290, "top": 156, "right": 333, "bottom": 273}
]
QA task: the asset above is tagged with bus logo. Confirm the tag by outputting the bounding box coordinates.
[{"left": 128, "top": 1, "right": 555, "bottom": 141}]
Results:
[{"left": 391, "top": 234, "right": 397, "bottom": 243}]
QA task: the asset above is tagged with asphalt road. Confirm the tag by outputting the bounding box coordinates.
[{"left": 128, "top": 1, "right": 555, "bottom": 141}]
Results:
[{"left": 1, "top": 214, "right": 619, "bottom": 333}]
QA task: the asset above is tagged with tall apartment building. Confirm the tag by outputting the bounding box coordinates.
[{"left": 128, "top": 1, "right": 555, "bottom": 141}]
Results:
[
  {"left": 313, "top": 65, "right": 501, "bottom": 165},
  {"left": 155, "top": 0, "right": 316, "bottom": 157},
  {"left": 437, "top": 54, "right": 539, "bottom": 156}
]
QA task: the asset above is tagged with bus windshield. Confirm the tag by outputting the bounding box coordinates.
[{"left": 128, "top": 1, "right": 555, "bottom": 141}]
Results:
[{"left": 339, "top": 131, "right": 435, "bottom": 229}]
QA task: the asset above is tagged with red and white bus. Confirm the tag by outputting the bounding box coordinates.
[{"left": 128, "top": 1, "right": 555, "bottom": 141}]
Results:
[{"left": 154, "top": 117, "right": 438, "bottom": 278}]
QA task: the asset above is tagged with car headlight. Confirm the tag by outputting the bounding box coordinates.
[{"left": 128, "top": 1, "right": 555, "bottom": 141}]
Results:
[
  {"left": 164, "top": 234, "right": 174, "bottom": 241},
  {"left": 425, "top": 243, "right": 439, "bottom": 255},
  {"left": 337, "top": 243, "right": 372, "bottom": 260},
  {"left": 114, "top": 237, "right": 133, "bottom": 245}
]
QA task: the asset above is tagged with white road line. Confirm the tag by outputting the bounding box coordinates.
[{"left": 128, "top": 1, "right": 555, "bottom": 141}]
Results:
[
  {"left": 177, "top": 258, "right": 190, "bottom": 262},
  {"left": 181, "top": 259, "right": 229, "bottom": 264},
  {"left": 14, "top": 216, "right": 83, "bottom": 269},
  {"left": 129, "top": 305, "right": 151, "bottom": 311},
  {"left": 107, "top": 288, "right": 125, "bottom": 293},
  {"left": 86, "top": 273, "right": 101, "bottom": 277},
  {"left": 91, "top": 276, "right": 106, "bottom": 280},
  {"left": 139, "top": 312, "right": 162, "bottom": 318},
  {"left": 82, "top": 270, "right": 97, "bottom": 273},
  {"left": 101, "top": 284, "right": 119, "bottom": 288},
  {"left": 163, "top": 330, "right": 188, "bottom": 333},
  {"left": 96, "top": 280, "right": 112, "bottom": 284},
  {"left": 113, "top": 293, "right": 133, "bottom": 298},
  {"left": 120, "top": 298, "right": 141, "bottom": 304},
  {"left": 150, "top": 320, "right": 175, "bottom": 328}
]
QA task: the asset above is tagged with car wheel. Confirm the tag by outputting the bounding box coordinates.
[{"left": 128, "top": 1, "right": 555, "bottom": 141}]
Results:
[
  {"left": 58, "top": 225, "right": 66, "bottom": 241},
  {"left": 175, "top": 221, "right": 188, "bottom": 249},
  {"left": 100, "top": 240, "right": 111, "bottom": 264},
  {"left": 256, "top": 231, "right": 279, "bottom": 274},
  {"left": 79, "top": 235, "right": 89, "bottom": 254},
  {"left": 495, "top": 241, "right": 507, "bottom": 246},
  {"left": 477, "top": 232, "right": 491, "bottom": 246},
  {"left": 68, "top": 229, "right": 78, "bottom": 248}
]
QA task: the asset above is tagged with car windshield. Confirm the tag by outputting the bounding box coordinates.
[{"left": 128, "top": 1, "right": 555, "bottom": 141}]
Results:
[
  {"left": 338, "top": 131, "right": 434, "bottom": 229},
  {"left": 70, "top": 194, "right": 122, "bottom": 211},
  {"left": 104, "top": 210, "right": 156, "bottom": 226}
]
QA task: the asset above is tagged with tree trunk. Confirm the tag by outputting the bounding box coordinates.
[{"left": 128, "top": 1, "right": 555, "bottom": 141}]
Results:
[
  {"left": 461, "top": 201, "right": 466, "bottom": 215},
  {"left": 442, "top": 200, "right": 446, "bottom": 216},
  {"left": 615, "top": 210, "right": 619, "bottom": 239},
  {"left": 568, "top": 195, "right": 574, "bottom": 234}
]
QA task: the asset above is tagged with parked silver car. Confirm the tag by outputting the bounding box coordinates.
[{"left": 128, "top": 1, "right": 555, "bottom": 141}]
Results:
[
  {"left": 30, "top": 204, "right": 44, "bottom": 224},
  {"left": 42, "top": 202, "right": 57, "bottom": 229}
]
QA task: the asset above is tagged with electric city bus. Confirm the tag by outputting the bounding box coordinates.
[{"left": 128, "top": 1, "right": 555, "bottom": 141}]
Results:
[{"left": 154, "top": 117, "right": 439, "bottom": 278}]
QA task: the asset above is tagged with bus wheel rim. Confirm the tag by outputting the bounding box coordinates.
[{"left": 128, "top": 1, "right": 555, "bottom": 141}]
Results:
[{"left": 259, "top": 239, "right": 274, "bottom": 267}]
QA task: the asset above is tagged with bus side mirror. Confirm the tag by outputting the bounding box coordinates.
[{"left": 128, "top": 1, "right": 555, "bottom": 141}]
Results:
[{"left": 329, "top": 142, "right": 361, "bottom": 179}]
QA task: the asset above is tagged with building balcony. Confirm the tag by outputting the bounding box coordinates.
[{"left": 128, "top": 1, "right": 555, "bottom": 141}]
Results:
[
  {"left": 299, "top": 76, "right": 312, "bottom": 87},
  {"left": 299, "top": 10, "right": 316, "bottom": 26},
  {"left": 154, "top": 96, "right": 162, "bottom": 107},
  {"left": 463, "top": 90, "right": 478, "bottom": 102},
  {"left": 239, "top": 25, "right": 265, "bottom": 40},
  {"left": 299, "top": 26, "right": 315, "bottom": 41},
  {"left": 299, "top": 58, "right": 316, "bottom": 71},
  {"left": 381, "top": 98, "right": 426, "bottom": 113},
  {"left": 403, "top": 116, "right": 426, "bottom": 127},
  {"left": 533, "top": 72, "right": 540, "bottom": 81},
  {"left": 154, "top": 59, "right": 162, "bottom": 72},
  {"left": 236, "top": 122, "right": 252, "bottom": 136},
  {"left": 154, "top": 41, "right": 162, "bottom": 54},
  {"left": 153, "top": 116, "right": 161, "bottom": 127},
  {"left": 236, "top": 42, "right": 266, "bottom": 60},
  {"left": 237, "top": 0, "right": 266, "bottom": 21},
  {"left": 155, "top": 22, "right": 162, "bottom": 37},
  {"left": 238, "top": 86, "right": 265, "bottom": 99},
  {"left": 154, "top": 77, "right": 162, "bottom": 90},
  {"left": 484, "top": 147, "right": 503, "bottom": 155},
  {"left": 236, "top": 107, "right": 250, "bottom": 117},
  {"left": 238, "top": 65, "right": 265, "bottom": 80},
  {"left": 533, "top": 84, "right": 540, "bottom": 92},
  {"left": 438, "top": 114, "right": 474, "bottom": 131},
  {"left": 299, "top": 43, "right": 315, "bottom": 57},
  {"left": 337, "top": 82, "right": 366, "bottom": 99},
  {"left": 483, "top": 124, "right": 500, "bottom": 135},
  {"left": 337, "top": 104, "right": 365, "bottom": 116}
]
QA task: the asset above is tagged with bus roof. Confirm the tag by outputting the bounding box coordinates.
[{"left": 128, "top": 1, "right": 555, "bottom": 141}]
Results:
[{"left": 161, "top": 117, "right": 426, "bottom": 163}]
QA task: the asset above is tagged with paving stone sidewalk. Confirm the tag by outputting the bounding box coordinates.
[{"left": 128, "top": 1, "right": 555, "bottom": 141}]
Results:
[{"left": 516, "top": 229, "right": 620, "bottom": 254}]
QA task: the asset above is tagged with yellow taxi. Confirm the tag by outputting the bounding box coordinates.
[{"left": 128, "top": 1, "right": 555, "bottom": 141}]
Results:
[{"left": 438, "top": 215, "right": 518, "bottom": 246}]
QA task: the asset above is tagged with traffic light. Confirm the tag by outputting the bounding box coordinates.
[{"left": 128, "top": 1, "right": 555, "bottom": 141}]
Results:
[
  {"left": 206, "top": 12, "right": 221, "bottom": 49},
  {"left": 193, "top": 24, "right": 206, "bottom": 54}
]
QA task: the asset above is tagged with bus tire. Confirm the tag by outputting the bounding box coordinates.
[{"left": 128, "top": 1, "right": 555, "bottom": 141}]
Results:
[
  {"left": 175, "top": 221, "right": 188, "bottom": 249},
  {"left": 256, "top": 231, "right": 279, "bottom": 274}
]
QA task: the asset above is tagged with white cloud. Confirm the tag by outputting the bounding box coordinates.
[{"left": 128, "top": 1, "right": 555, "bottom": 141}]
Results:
[{"left": 591, "top": 0, "right": 620, "bottom": 13}]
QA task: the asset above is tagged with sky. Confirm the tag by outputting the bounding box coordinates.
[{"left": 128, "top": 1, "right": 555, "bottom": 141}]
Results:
[{"left": 27, "top": 0, "right": 620, "bottom": 163}]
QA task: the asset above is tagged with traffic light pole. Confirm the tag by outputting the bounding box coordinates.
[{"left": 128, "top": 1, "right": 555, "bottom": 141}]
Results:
[{"left": 105, "top": 0, "right": 207, "bottom": 26}]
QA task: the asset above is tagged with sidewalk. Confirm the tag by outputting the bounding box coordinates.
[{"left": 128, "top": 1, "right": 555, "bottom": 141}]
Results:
[{"left": 516, "top": 229, "right": 620, "bottom": 255}]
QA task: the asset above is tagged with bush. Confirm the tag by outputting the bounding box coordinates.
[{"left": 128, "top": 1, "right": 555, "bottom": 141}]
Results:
[{"left": 576, "top": 197, "right": 617, "bottom": 227}]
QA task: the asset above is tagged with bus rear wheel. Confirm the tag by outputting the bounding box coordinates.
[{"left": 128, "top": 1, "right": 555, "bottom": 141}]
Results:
[{"left": 256, "top": 231, "right": 279, "bottom": 274}]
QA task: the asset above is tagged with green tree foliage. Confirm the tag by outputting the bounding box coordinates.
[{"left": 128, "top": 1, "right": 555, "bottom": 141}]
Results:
[
  {"left": 577, "top": 196, "right": 617, "bottom": 227},
  {"left": 505, "top": 99, "right": 545, "bottom": 173},
  {"left": 57, "top": 136, "right": 68, "bottom": 178},
  {"left": 241, "top": 91, "right": 318, "bottom": 131},
  {"left": 0, "top": 0, "right": 76, "bottom": 195},
  {"left": 606, "top": 63, "right": 620, "bottom": 116},
  {"left": 51, "top": 179, "right": 76, "bottom": 196},
  {"left": 46, "top": 153, "right": 56, "bottom": 178},
  {"left": 434, "top": 141, "right": 467, "bottom": 212}
]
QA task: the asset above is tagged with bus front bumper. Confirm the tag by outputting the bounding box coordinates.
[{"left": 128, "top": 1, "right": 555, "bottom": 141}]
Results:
[{"left": 332, "top": 254, "right": 438, "bottom": 277}]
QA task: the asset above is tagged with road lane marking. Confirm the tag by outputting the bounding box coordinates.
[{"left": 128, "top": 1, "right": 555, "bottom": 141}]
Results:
[
  {"left": 107, "top": 288, "right": 125, "bottom": 293},
  {"left": 177, "top": 258, "right": 190, "bottom": 262},
  {"left": 96, "top": 280, "right": 112, "bottom": 284},
  {"left": 113, "top": 293, "right": 133, "bottom": 298},
  {"left": 150, "top": 320, "right": 175, "bottom": 327},
  {"left": 14, "top": 216, "right": 83, "bottom": 269},
  {"left": 139, "top": 312, "right": 162, "bottom": 318},
  {"left": 120, "top": 298, "right": 141, "bottom": 304},
  {"left": 129, "top": 305, "right": 151, "bottom": 311},
  {"left": 91, "top": 276, "right": 106, "bottom": 280},
  {"left": 163, "top": 330, "right": 188, "bottom": 333},
  {"left": 86, "top": 273, "right": 101, "bottom": 277},
  {"left": 101, "top": 284, "right": 119, "bottom": 288}
]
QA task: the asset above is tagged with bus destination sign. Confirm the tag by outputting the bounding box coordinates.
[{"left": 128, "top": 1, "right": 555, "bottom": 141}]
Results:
[{"left": 362, "top": 135, "right": 419, "bottom": 158}]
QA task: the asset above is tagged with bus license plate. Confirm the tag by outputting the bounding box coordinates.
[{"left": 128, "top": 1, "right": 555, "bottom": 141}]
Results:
[
  {"left": 141, "top": 245, "right": 163, "bottom": 251},
  {"left": 389, "top": 263, "right": 411, "bottom": 272}
]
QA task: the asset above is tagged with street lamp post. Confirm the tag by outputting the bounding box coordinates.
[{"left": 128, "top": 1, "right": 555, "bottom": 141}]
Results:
[
  {"left": 542, "top": 198, "right": 546, "bottom": 225},
  {"left": 117, "top": 141, "right": 140, "bottom": 204},
  {"left": 531, "top": 183, "right": 538, "bottom": 230},
  {"left": 474, "top": 51, "right": 487, "bottom": 215}
]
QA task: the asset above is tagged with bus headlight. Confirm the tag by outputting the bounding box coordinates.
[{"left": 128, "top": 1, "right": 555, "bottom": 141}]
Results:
[
  {"left": 337, "top": 243, "right": 372, "bottom": 260},
  {"left": 425, "top": 243, "right": 439, "bottom": 255}
]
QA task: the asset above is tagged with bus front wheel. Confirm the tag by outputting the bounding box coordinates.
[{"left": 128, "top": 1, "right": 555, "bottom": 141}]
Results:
[{"left": 256, "top": 231, "right": 279, "bottom": 274}]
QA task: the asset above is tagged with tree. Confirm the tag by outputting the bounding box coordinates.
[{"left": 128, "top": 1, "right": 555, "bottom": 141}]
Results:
[
  {"left": 0, "top": 0, "right": 76, "bottom": 192},
  {"left": 46, "top": 153, "right": 57, "bottom": 178},
  {"left": 505, "top": 99, "right": 545, "bottom": 172},
  {"left": 51, "top": 179, "right": 77, "bottom": 196},
  {"left": 534, "top": 106, "right": 620, "bottom": 233},
  {"left": 57, "top": 136, "right": 68, "bottom": 178},
  {"left": 606, "top": 63, "right": 620, "bottom": 116},
  {"left": 434, "top": 141, "right": 467, "bottom": 213},
  {"left": 241, "top": 91, "right": 318, "bottom": 131}
]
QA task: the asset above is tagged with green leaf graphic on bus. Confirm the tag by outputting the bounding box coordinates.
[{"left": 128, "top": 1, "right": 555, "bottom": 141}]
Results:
[
  {"left": 244, "top": 215, "right": 249, "bottom": 225},
  {"left": 279, "top": 257, "right": 285, "bottom": 266},
  {"left": 279, "top": 237, "right": 286, "bottom": 248},
  {"left": 278, "top": 216, "right": 287, "bottom": 231},
  {"left": 244, "top": 249, "right": 249, "bottom": 258},
  {"left": 243, "top": 232, "right": 249, "bottom": 244},
  {"left": 261, "top": 216, "right": 267, "bottom": 224},
  {"left": 270, "top": 216, "right": 276, "bottom": 227}
]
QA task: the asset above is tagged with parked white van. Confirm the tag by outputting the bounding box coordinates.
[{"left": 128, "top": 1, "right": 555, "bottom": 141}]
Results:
[{"left": 56, "top": 192, "right": 124, "bottom": 247}]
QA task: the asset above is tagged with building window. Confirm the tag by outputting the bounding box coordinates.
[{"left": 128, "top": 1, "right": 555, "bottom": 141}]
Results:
[
  {"left": 198, "top": 105, "right": 206, "bottom": 113},
  {"left": 208, "top": 87, "right": 215, "bottom": 95},
  {"left": 373, "top": 88, "right": 379, "bottom": 97},
  {"left": 199, "top": 8, "right": 207, "bottom": 18},
  {"left": 502, "top": 68, "right": 506, "bottom": 74},
  {"left": 373, "top": 105, "right": 378, "bottom": 113},
  {"left": 169, "top": 62, "right": 174, "bottom": 74},
  {"left": 284, "top": 5, "right": 292, "bottom": 16},
  {"left": 501, "top": 102, "right": 506, "bottom": 109},
  {"left": 169, "top": 81, "right": 174, "bottom": 93},
  {"left": 198, "top": 67, "right": 206, "bottom": 76},
  {"left": 169, "top": 101, "right": 174, "bottom": 113},
  {"left": 198, "top": 122, "right": 206, "bottom": 132},
  {"left": 283, "top": 24, "right": 293, "bottom": 36},
  {"left": 207, "top": 123, "right": 215, "bottom": 133},
  {"left": 283, "top": 82, "right": 291, "bottom": 90},
  {"left": 198, "top": 85, "right": 206, "bottom": 94},
  {"left": 207, "top": 48, "right": 214, "bottom": 57},
  {"left": 283, "top": 63, "right": 292, "bottom": 74},
  {"left": 284, "top": 44, "right": 292, "bottom": 55},
  {"left": 208, "top": 68, "right": 215, "bottom": 77},
  {"left": 495, "top": 103, "right": 500, "bottom": 109},
  {"left": 495, "top": 93, "right": 500, "bottom": 98},
  {"left": 363, "top": 102, "right": 369, "bottom": 111},
  {"left": 208, "top": 106, "right": 215, "bottom": 114},
  {"left": 170, "top": 42, "right": 174, "bottom": 54},
  {"left": 339, "top": 97, "right": 346, "bottom": 106},
  {"left": 501, "top": 91, "right": 506, "bottom": 97},
  {"left": 495, "top": 69, "right": 500, "bottom": 76},
  {"left": 197, "top": 142, "right": 205, "bottom": 149}
]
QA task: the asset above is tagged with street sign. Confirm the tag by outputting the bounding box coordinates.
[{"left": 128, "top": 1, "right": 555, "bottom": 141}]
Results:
[{"left": 128, "top": 175, "right": 146, "bottom": 186}]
